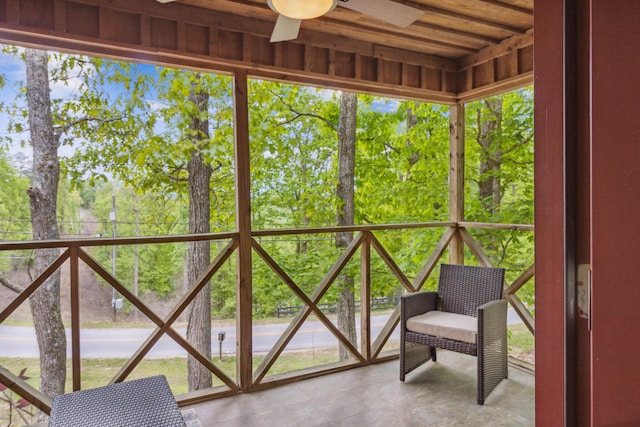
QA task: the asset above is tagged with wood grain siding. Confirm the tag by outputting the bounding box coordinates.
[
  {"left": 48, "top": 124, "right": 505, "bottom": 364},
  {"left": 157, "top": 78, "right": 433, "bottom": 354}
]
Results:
[
  {"left": 18, "top": 0, "right": 53, "bottom": 29},
  {"left": 217, "top": 30, "right": 243, "bottom": 61},
  {"left": 473, "top": 60, "right": 495, "bottom": 89},
  {"left": 304, "top": 45, "right": 327, "bottom": 74},
  {"left": 377, "top": 58, "right": 401, "bottom": 86},
  {"left": 360, "top": 56, "right": 377, "bottom": 82},
  {"left": 335, "top": 51, "right": 355, "bottom": 79},
  {"left": 65, "top": 2, "right": 99, "bottom": 38},
  {"left": 251, "top": 35, "right": 275, "bottom": 67},
  {"left": 403, "top": 64, "right": 420, "bottom": 89},
  {"left": 518, "top": 45, "right": 533, "bottom": 74},
  {"left": 282, "top": 43, "right": 304, "bottom": 72},
  {"left": 456, "top": 32, "right": 533, "bottom": 101},
  {"left": 102, "top": 9, "right": 141, "bottom": 46},
  {"left": 495, "top": 50, "right": 517, "bottom": 82},
  {"left": 150, "top": 17, "right": 177, "bottom": 51},
  {"left": 185, "top": 23, "right": 209, "bottom": 56}
]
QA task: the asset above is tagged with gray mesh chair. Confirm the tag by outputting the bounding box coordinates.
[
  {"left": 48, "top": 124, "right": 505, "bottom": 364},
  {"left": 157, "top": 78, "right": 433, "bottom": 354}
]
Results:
[{"left": 400, "top": 263, "right": 507, "bottom": 404}]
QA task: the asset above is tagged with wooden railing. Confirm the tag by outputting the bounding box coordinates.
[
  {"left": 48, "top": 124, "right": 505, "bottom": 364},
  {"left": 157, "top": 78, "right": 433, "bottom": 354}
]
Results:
[{"left": 0, "top": 222, "right": 534, "bottom": 412}]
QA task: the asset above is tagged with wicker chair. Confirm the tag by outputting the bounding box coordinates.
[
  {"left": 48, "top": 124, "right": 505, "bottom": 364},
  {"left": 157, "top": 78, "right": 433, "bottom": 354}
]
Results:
[{"left": 400, "top": 263, "right": 507, "bottom": 405}]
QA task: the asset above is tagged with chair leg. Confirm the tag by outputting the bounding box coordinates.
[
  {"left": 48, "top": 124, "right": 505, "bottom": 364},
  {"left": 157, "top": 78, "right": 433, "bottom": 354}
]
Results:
[
  {"left": 400, "top": 341, "right": 433, "bottom": 381},
  {"left": 431, "top": 347, "right": 437, "bottom": 362}
]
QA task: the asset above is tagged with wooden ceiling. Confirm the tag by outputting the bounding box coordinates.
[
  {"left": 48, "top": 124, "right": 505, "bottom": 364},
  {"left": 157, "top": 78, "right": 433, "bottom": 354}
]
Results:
[
  {"left": 178, "top": 0, "right": 533, "bottom": 60},
  {"left": 0, "top": 0, "right": 533, "bottom": 103}
]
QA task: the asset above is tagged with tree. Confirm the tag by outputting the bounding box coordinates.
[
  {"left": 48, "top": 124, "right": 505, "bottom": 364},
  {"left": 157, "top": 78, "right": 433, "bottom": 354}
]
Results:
[
  {"left": 476, "top": 97, "right": 504, "bottom": 215},
  {"left": 185, "top": 77, "right": 213, "bottom": 390},
  {"left": 24, "top": 48, "right": 67, "bottom": 399},
  {"left": 335, "top": 92, "right": 357, "bottom": 361},
  {"left": 0, "top": 48, "right": 101, "bottom": 402},
  {"left": 0, "top": 153, "right": 30, "bottom": 243},
  {"left": 465, "top": 88, "right": 534, "bottom": 297},
  {"left": 66, "top": 62, "right": 234, "bottom": 391}
]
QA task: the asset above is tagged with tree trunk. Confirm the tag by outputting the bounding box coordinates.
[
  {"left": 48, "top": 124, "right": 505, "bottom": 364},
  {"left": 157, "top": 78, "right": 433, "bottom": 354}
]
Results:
[
  {"left": 477, "top": 97, "right": 503, "bottom": 214},
  {"left": 336, "top": 92, "right": 357, "bottom": 361},
  {"left": 186, "top": 77, "right": 213, "bottom": 391},
  {"left": 24, "top": 48, "right": 67, "bottom": 399}
]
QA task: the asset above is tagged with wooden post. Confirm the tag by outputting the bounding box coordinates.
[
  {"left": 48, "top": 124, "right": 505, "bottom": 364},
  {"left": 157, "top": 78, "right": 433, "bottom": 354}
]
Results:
[
  {"left": 360, "top": 233, "right": 371, "bottom": 360},
  {"left": 233, "top": 68, "right": 253, "bottom": 390},
  {"left": 449, "top": 103, "right": 465, "bottom": 264},
  {"left": 69, "top": 246, "right": 81, "bottom": 391}
]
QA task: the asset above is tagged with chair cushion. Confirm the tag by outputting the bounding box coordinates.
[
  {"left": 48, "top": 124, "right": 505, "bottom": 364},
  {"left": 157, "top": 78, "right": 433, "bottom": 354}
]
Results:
[{"left": 405, "top": 310, "right": 477, "bottom": 344}]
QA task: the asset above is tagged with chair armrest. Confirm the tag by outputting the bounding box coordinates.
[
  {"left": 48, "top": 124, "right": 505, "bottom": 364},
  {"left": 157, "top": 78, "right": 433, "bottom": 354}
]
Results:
[
  {"left": 477, "top": 299, "right": 508, "bottom": 336},
  {"left": 400, "top": 292, "right": 438, "bottom": 323}
]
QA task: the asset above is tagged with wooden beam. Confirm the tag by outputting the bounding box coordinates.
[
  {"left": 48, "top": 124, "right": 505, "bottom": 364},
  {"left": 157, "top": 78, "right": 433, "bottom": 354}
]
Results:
[
  {"left": 372, "top": 45, "right": 457, "bottom": 71},
  {"left": 79, "top": 248, "right": 239, "bottom": 389},
  {"left": 412, "top": 227, "right": 456, "bottom": 290},
  {"left": 369, "top": 233, "right": 414, "bottom": 292},
  {"left": 449, "top": 103, "right": 465, "bottom": 264},
  {"left": 418, "top": 4, "right": 528, "bottom": 35},
  {"left": 475, "top": 0, "right": 533, "bottom": 16},
  {"left": 458, "top": 31, "right": 534, "bottom": 70},
  {"left": 458, "top": 221, "right": 534, "bottom": 231},
  {"left": 360, "top": 233, "right": 371, "bottom": 360},
  {"left": 412, "top": 21, "right": 502, "bottom": 46},
  {"left": 458, "top": 228, "right": 494, "bottom": 266},
  {"left": 233, "top": 68, "right": 253, "bottom": 391},
  {"left": 457, "top": 71, "right": 533, "bottom": 103},
  {"left": 0, "top": 249, "right": 70, "bottom": 323},
  {"left": 0, "top": 366, "right": 52, "bottom": 414},
  {"left": 70, "top": 246, "right": 81, "bottom": 391}
]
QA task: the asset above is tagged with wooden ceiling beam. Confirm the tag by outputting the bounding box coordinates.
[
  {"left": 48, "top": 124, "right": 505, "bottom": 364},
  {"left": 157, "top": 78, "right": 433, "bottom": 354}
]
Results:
[
  {"left": 474, "top": 0, "right": 533, "bottom": 16},
  {"left": 315, "top": 17, "right": 478, "bottom": 55},
  {"left": 457, "top": 29, "right": 533, "bottom": 69},
  {"left": 412, "top": 21, "right": 503, "bottom": 46},
  {"left": 418, "top": 5, "right": 527, "bottom": 35}
]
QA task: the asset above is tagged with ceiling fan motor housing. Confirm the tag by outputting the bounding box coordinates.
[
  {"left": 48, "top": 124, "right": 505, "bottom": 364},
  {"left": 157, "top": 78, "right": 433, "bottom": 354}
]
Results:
[{"left": 267, "top": 0, "right": 338, "bottom": 20}]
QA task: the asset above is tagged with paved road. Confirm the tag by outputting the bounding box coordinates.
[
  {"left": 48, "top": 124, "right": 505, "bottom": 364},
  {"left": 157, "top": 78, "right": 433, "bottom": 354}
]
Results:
[{"left": 0, "top": 311, "right": 523, "bottom": 359}]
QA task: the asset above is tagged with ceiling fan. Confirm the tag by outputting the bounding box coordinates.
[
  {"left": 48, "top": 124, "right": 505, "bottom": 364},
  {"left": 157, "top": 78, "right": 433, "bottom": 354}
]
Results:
[{"left": 156, "top": 0, "right": 424, "bottom": 43}]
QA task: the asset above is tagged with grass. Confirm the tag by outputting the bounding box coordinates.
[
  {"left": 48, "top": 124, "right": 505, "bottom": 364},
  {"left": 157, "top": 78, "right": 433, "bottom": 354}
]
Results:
[
  {"left": 0, "top": 348, "right": 338, "bottom": 425},
  {"left": 508, "top": 323, "right": 535, "bottom": 364}
]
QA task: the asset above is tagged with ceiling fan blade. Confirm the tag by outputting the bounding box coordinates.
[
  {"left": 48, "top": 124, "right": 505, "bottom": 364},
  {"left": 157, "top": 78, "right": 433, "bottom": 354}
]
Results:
[
  {"left": 156, "top": 0, "right": 177, "bottom": 3},
  {"left": 338, "top": 0, "right": 423, "bottom": 27},
  {"left": 270, "top": 15, "right": 302, "bottom": 42}
]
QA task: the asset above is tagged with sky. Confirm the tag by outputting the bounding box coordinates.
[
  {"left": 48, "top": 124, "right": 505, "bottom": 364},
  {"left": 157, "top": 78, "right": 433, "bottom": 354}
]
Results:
[{"left": 0, "top": 46, "right": 87, "bottom": 158}]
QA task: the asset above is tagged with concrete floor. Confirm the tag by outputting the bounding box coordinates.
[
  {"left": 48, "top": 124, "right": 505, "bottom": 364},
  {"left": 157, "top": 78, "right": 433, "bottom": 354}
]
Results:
[{"left": 187, "top": 350, "right": 534, "bottom": 427}]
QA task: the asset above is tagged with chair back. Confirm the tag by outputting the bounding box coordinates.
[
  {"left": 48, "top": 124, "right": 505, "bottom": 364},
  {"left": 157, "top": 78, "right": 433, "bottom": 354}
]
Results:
[{"left": 437, "top": 264, "right": 505, "bottom": 317}]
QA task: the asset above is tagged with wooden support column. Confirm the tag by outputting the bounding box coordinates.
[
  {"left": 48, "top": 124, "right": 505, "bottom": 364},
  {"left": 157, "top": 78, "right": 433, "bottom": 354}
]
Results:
[
  {"left": 449, "top": 103, "right": 465, "bottom": 264},
  {"left": 233, "top": 68, "right": 253, "bottom": 390},
  {"left": 534, "top": 0, "right": 573, "bottom": 423},
  {"left": 69, "top": 246, "right": 81, "bottom": 391},
  {"left": 360, "top": 233, "right": 371, "bottom": 360}
]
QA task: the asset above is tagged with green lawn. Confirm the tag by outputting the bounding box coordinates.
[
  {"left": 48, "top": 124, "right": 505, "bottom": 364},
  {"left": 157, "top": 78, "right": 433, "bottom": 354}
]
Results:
[
  {"left": 0, "top": 348, "right": 338, "bottom": 424},
  {"left": 508, "top": 323, "right": 535, "bottom": 364}
]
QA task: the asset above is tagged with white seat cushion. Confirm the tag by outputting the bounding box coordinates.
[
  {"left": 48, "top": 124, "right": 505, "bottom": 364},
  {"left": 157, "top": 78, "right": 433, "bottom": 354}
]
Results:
[{"left": 406, "top": 310, "right": 477, "bottom": 344}]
